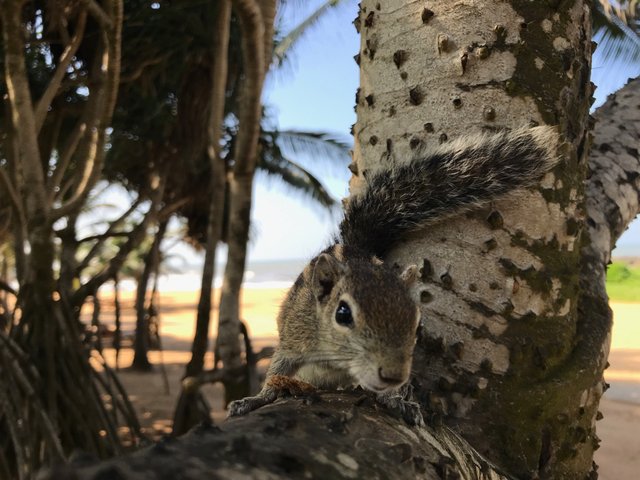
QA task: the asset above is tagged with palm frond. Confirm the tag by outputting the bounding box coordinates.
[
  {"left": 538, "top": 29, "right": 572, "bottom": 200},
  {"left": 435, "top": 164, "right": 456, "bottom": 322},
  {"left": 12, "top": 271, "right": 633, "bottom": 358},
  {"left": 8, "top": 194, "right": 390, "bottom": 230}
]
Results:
[
  {"left": 593, "top": 1, "right": 640, "bottom": 66},
  {"left": 259, "top": 137, "right": 338, "bottom": 211},
  {"left": 260, "top": 158, "right": 337, "bottom": 210},
  {"left": 596, "top": 1, "right": 639, "bottom": 31},
  {"left": 274, "top": 0, "right": 345, "bottom": 66},
  {"left": 276, "top": 129, "right": 351, "bottom": 168}
]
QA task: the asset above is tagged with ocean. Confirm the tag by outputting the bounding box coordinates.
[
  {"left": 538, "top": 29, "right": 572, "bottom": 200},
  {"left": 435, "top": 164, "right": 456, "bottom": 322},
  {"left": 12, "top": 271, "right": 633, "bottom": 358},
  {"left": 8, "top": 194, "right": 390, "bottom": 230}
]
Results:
[
  {"left": 100, "top": 246, "right": 640, "bottom": 293},
  {"left": 102, "top": 259, "right": 307, "bottom": 292}
]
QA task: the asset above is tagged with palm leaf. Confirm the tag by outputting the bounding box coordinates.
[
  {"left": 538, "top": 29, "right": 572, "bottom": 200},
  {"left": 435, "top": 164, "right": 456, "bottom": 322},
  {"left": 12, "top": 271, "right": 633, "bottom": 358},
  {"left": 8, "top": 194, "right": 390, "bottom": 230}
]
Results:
[
  {"left": 275, "top": 129, "right": 351, "bottom": 174},
  {"left": 259, "top": 134, "right": 339, "bottom": 211},
  {"left": 259, "top": 155, "right": 337, "bottom": 210},
  {"left": 274, "top": 0, "right": 346, "bottom": 66},
  {"left": 593, "top": 1, "right": 640, "bottom": 66}
]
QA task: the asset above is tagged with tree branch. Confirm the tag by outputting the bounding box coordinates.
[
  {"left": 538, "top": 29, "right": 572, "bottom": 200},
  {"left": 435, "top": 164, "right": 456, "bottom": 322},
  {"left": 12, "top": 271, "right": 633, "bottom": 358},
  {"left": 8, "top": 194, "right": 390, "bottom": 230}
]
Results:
[
  {"left": 80, "top": 0, "right": 113, "bottom": 30},
  {"left": 585, "top": 76, "right": 640, "bottom": 265},
  {"left": 0, "top": 279, "right": 17, "bottom": 297},
  {"left": 48, "top": 121, "right": 87, "bottom": 202},
  {"left": 120, "top": 54, "right": 169, "bottom": 83},
  {"left": 75, "top": 231, "right": 130, "bottom": 243},
  {"left": 52, "top": 0, "right": 123, "bottom": 221},
  {"left": 1, "top": 0, "right": 49, "bottom": 219},
  {"left": 73, "top": 174, "right": 165, "bottom": 305},
  {"left": 231, "top": 0, "right": 265, "bottom": 174},
  {"left": 75, "top": 196, "right": 143, "bottom": 274},
  {"left": 0, "top": 168, "right": 24, "bottom": 223},
  {"left": 34, "top": 10, "right": 87, "bottom": 134},
  {"left": 40, "top": 393, "right": 509, "bottom": 480}
]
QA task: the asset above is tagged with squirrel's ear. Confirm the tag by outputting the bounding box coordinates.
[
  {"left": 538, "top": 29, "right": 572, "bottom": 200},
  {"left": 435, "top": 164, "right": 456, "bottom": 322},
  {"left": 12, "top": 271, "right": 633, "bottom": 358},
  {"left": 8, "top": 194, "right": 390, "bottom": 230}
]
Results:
[
  {"left": 400, "top": 264, "right": 419, "bottom": 286},
  {"left": 312, "top": 254, "right": 345, "bottom": 301}
]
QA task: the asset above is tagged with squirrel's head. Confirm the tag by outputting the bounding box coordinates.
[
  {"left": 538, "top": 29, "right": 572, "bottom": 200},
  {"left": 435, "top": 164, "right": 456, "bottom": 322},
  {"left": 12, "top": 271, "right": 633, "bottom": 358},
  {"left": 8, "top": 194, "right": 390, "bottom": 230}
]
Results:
[{"left": 311, "top": 251, "right": 420, "bottom": 393}]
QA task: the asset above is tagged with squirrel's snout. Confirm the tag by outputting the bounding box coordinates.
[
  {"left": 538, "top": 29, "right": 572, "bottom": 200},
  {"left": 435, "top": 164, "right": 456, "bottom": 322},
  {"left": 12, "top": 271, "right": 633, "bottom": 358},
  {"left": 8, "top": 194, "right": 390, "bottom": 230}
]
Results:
[{"left": 377, "top": 366, "right": 405, "bottom": 387}]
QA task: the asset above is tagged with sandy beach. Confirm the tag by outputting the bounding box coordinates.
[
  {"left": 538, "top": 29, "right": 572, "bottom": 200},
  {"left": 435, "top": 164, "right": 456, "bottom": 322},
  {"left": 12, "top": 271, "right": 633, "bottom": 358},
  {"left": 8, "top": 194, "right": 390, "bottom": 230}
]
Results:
[{"left": 95, "top": 289, "right": 640, "bottom": 478}]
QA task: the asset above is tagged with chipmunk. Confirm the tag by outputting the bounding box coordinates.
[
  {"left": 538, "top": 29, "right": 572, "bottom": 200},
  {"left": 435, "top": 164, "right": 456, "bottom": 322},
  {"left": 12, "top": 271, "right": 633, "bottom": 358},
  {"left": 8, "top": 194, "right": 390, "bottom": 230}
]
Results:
[{"left": 228, "top": 126, "right": 561, "bottom": 420}]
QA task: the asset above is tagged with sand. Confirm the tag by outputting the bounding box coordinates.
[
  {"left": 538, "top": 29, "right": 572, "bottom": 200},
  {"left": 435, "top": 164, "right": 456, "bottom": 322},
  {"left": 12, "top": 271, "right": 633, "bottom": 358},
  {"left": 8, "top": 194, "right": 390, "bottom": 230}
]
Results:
[{"left": 95, "top": 290, "right": 640, "bottom": 478}]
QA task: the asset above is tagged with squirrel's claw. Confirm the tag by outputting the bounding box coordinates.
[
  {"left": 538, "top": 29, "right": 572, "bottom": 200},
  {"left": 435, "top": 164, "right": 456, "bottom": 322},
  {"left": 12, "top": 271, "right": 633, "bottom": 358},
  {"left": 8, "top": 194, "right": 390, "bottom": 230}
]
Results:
[
  {"left": 227, "top": 376, "right": 316, "bottom": 417},
  {"left": 227, "top": 394, "right": 274, "bottom": 417}
]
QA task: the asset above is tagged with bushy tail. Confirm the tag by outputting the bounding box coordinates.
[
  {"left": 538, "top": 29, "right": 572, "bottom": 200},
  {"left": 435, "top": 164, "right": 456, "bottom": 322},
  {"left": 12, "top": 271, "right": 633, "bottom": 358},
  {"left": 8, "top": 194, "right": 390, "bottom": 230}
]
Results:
[{"left": 339, "top": 126, "right": 561, "bottom": 258}]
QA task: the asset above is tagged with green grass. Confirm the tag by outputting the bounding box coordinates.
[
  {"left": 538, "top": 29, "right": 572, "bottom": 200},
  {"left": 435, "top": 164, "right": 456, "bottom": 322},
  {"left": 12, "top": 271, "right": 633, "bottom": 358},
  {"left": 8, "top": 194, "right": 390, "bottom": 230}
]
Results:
[{"left": 606, "top": 262, "right": 640, "bottom": 302}]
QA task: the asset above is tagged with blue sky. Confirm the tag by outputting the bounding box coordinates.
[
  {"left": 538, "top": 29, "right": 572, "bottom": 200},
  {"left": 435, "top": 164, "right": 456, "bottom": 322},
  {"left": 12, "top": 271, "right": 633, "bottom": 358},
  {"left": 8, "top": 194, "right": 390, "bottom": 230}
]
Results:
[
  {"left": 240, "top": 0, "right": 640, "bottom": 262},
  {"left": 246, "top": 0, "right": 358, "bottom": 262}
]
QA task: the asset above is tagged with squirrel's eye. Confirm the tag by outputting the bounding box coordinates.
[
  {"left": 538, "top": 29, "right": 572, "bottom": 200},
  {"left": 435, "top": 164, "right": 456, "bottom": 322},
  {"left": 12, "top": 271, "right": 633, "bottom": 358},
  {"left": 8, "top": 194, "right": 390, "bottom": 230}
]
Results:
[{"left": 335, "top": 301, "right": 354, "bottom": 328}]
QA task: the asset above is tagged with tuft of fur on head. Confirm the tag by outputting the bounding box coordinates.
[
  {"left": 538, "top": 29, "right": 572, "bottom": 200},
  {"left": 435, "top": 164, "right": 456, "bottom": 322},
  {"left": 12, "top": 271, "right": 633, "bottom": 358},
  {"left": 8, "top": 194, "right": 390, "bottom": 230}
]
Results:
[{"left": 340, "top": 125, "right": 562, "bottom": 258}]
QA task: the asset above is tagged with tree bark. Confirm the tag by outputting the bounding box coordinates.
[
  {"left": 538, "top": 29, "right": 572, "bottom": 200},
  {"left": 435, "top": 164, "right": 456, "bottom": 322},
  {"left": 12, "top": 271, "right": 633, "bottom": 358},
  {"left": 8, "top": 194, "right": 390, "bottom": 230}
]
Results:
[
  {"left": 41, "top": 393, "right": 510, "bottom": 480},
  {"left": 352, "top": 1, "right": 599, "bottom": 477},
  {"left": 1, "top": 0, "right": 48, "bottom": 221},
  {"left": 585, "top": 76, "right": 640, "bottom": 263}
]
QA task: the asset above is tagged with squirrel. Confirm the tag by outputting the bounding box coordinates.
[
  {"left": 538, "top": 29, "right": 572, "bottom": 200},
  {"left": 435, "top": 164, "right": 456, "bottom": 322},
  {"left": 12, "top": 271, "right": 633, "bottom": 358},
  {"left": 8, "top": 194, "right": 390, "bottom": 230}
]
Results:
[{"left": 228, "top": 126, "right": 561, "bottom": 419}]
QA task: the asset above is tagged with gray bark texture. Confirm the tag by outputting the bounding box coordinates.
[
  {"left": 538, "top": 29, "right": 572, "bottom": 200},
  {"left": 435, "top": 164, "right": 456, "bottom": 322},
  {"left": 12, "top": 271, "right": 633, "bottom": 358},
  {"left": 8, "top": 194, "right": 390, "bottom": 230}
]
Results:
[
  {"left": 38, "top": 4, "right": 640, "bottom": 480},
  {"left": 43, "top": 392, "right": 509, "bottom": 480},
  {"left": 350, "top": 1, "right": 598, "bottom": 477}
]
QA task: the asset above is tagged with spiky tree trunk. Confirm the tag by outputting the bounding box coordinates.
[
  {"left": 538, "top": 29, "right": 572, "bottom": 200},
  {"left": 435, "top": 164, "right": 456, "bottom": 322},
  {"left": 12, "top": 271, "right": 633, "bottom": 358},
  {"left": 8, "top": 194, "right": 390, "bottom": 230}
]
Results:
[{"left": 353, "top": 1, "right": 598, "bottom": 478}]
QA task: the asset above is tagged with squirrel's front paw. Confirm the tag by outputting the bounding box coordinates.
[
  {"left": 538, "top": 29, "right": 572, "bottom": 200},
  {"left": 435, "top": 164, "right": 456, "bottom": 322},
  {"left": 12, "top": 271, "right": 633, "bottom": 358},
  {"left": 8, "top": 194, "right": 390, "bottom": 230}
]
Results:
[
  {"left": 227, "top": 376, "right": 317, "bottom": 417},
  {"left": 227, "top": 395, "right": 272, "bottom": 417}
]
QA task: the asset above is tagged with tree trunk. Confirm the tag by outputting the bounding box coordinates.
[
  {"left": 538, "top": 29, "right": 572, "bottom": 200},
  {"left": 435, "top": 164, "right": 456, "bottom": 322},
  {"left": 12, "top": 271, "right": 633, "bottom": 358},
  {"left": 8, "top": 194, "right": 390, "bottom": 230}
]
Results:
[
  {"left": 0, "top": 1, "right": 141, "bottom": 473},
  {"left": 57, "top": 212, "right": 80, "bottom": 316},
  {"left": 91, "top": 295, "right": 103, "bottom": 353},
  {"left": 214, "top": 0, "right": 274, "bottom": 403},
  {"left": 353, "top": 1, "right": 598, "bottom": 478},
  {"left": 113, "top": 274, "right": 123, "bottom": 371},
  {"left": 184, "top": 178, "right": 225, "bottom": 379},
  {"left": 216, "top": 174, "right": 255, "bottom": 402},
  {"left": 131, "top": 219, "right": 168, "bottom": 371},
  {"left": 172, "top": 0, "right": 233, "bottom": 436},
  {"left": 41, "top": 393, "right": 511, "bottom": 480},
  {"left": 0, "top": 253, "right": 10, "bottom": 330}
]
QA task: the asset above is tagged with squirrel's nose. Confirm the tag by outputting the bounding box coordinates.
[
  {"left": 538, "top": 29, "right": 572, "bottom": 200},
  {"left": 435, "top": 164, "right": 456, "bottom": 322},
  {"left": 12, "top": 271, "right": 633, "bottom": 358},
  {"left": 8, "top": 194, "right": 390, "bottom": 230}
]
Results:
[{"left": 378, "top": 367, "right": 404, "bottom": 386}]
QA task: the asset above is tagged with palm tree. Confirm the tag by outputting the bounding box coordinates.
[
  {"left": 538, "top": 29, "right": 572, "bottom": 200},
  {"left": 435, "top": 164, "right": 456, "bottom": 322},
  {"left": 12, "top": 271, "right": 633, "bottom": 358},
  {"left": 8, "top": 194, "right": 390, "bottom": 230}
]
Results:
[{"left": 100, "top": 1, "right": 348, "bottom": 382}]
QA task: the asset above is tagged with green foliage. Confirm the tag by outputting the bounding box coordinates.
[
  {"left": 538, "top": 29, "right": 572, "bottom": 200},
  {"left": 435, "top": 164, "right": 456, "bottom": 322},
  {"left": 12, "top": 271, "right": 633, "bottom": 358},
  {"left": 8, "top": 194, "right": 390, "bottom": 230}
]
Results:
[
  {"left": 606, "top": 261, "right": 640, "bottom": 302},
  {"left": 105, "top": 0, "right": 350, "bottom": 247}
]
